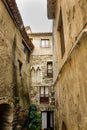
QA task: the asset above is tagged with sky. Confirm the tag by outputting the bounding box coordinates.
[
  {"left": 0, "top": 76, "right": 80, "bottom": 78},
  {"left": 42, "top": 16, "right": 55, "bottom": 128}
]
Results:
[{"left": 16, "top": 0, "right": 53, "bottom": 32}]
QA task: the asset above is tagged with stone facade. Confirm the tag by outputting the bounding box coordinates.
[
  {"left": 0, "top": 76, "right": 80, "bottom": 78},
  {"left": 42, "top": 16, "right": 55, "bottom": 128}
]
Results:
[
  {"left": 47, "top": 0, "right": 87, "bottom": 130},
  {"left": 0, "top": 0, "right": 34, "bottom": 130},
  {"left": 28, "top": 33, "right": 55, "bottom": 129}
]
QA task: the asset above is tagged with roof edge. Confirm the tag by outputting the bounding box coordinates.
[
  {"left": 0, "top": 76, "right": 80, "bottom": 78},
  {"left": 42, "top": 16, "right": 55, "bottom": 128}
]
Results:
[
  {"left": 2, "top": 0, "right": 34, "bottom": 51},
  {"left": 28, "top": 32, "right": 52, "bottom": 36}
]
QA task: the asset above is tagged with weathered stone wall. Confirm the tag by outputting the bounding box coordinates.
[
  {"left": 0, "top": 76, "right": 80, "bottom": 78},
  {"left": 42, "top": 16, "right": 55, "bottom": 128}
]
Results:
[
  {"left": 29, "top": 33, "right": 55, "bottom": 111},
  {"left": 30, "top": 55, "right": 53, "bottom": 85},
  {"left": 52, "top": 0, "right": 87, "bottom": 129},
  {"left": 0, "top": 1, "right": 31, "bottom": 129},
  {"left": 30, "top": 55, "right": 54, "bottom": 106}
]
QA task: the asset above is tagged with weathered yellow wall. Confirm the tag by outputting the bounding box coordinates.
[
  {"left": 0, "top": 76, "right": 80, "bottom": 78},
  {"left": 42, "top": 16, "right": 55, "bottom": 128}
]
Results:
[
  {"left": 53, "top": 0, "right": 87, "bottom": 79},
  {"left": 53, "top": 0, "right": 87, "bottom": 129},
  {"left": 0, "top": 0, "right": 16, "bottom": 97},
  {"left": 0, "top": 1, "right": 31, "bottom": 129},
  {"left": 55, "top": 36, "right": 87, "bottom": 130}
]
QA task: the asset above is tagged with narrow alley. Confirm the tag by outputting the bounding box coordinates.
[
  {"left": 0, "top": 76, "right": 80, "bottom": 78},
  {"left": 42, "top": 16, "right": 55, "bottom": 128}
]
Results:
[{"left": 0, "top": 0, "right": 87, "bottom": 130}]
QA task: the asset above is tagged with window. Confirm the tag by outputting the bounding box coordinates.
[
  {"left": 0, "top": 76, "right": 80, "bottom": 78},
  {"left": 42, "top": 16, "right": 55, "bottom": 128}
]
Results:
[
  {"left": 22, "top": 40, "right": 26, "bottom": 53},
  {"left": 40, "top": 39, "right": 50, "bottom": 48},
  {"left": 18, "top": 59, "right": 22, "bottom": 76},
  {"left": 31, "top": 67, "right": 35, "bottom": 83},
  {"left": 62, "top": 122, "right": 67, "bottom": 130},
  {"left": 26, "top": 49, "right": 30, "bottom": 63},
  {"left": 40, "top": 86, "right": 49, "bottom": 104},
  {"left": 58, "top": 8, "right": 65, "bottom": 58},
  {"left": 47, "top": 62, "right": 53, "bottom": 78},
  {"left": 22, "top": 40, "right": 30, "bottom": 63},
  {"left": 31, "top": 66, "right": 42, "bottom": 84},
  {"left": 36, "top": 67, "right": 41, "bottom": 83}
]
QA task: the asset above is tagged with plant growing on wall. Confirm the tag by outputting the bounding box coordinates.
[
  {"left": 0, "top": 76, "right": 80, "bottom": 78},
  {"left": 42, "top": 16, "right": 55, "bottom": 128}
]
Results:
[{"left": 28, "top": 104, "right": 42, "bottom": 130}]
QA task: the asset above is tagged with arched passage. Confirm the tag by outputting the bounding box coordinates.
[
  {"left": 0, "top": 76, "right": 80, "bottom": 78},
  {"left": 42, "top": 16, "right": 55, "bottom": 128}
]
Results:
[
  {"left": 62, "top": 122, "right": 67, "bottom": 130},
  {"left": 0, "top": 104, "right": 13, "bottom": 130}
]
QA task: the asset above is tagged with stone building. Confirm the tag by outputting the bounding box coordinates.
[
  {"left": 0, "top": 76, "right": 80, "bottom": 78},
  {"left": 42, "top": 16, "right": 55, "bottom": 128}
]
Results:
[
  {"left": 47, "top": 0, "right": 87, "bottom": 130},
  {"left": 0, "top": 0, "right": 34, "bottom": 130},
  {"left": 28, "top": 32, "right": 55, "bottom": 130}
]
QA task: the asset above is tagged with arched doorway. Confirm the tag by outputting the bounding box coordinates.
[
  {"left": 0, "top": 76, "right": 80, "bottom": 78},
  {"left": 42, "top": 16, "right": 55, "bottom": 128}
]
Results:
[
  {"left": 62, "top": 122, "right": 67, "bottom": 130},
  {"left": 0, "top": 104, "right": 13, "bottom": 130}
]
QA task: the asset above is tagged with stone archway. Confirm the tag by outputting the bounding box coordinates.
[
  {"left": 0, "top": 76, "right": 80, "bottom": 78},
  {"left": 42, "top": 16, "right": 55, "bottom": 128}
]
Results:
[
  {"left": 0, "top": 104, "right": 13, "bottom": 130},
  {"left": 62, "top": 122, "right": 67, "bottom": 130}
]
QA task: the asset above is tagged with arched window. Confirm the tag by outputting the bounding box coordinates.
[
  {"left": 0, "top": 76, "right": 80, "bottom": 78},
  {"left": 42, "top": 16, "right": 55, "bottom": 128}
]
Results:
[
  {"left": 31, "top": 67, "right": 35, "bottom": 83},
  {"left": 36, "top": 67, "right": 41, "bottom": 83},
  {"left": 47, "top": 61, "right": 53, "bottom": 78}
]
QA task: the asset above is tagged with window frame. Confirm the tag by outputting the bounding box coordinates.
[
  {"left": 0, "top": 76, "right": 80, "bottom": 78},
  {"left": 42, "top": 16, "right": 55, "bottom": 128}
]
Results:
[
  {"left": 40, "top": 86, "right": 49, "bottom": 104},
  {"left": 47, "top": 61, "right": 53, "bottom": 78},
  {"left": 58, "top": 8, "right": 65, "bottom": 58},
  {"left": 40, "top": 39, "right": 50, "bottom": 48},
  {"left": 18, "top": 59, "right": 22, "bottom": 76},
  {"left": 22, "top": 40, "right": 30, "bottom": 63}
]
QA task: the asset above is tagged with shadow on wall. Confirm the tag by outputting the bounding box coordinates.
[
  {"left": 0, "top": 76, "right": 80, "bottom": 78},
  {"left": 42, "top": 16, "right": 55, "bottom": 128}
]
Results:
[{"left": 62, "top": 122, "right": 67, "bottom": 130}]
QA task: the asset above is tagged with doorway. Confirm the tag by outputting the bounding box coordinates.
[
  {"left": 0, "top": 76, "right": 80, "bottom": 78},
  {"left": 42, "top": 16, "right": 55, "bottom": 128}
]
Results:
[
  {"left": 0, "top": 104, "right": 13, "bottom": 130},
  {"left": 42, "top": 111, "right": 54, "bottom": 130}
]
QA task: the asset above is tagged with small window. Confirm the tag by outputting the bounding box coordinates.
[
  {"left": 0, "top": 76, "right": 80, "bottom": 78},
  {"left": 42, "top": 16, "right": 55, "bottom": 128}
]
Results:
[
  {"left": 22, "top": 40, "right": 30, "bottom": 63},
  {"left": 36, "top": 67, "right": 41, "bottom": 83},
  {"left": 47, "top": 62, "right": 53, "bottom": 78},
  {"left": 22, "top": 40, "right": 27, "bottom": 53},
  {"left": 40, "top": 86, "right": 49, "bottom": 104},
  {"left": 26, "top": 49, "right": 30, "bottom": 63},
  {"left": 31, "top": 67, "right": 35, "bottom": 83},
  {"left": 18, "top": 59, "right": 22, "bottom": 76},
  {"left": 40, "top": 39, "right": 50, "bottom": 48},
  {"left": 58, "top": 8, "right": 65, "bottom": 58}
]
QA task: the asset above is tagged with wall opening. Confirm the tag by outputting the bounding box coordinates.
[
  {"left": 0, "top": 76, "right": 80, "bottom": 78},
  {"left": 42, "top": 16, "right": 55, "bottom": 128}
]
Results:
[
  {"left": 41, "top": 111, "right": 54, "bottom": 130},
  {"left": 58, "top": 8, "right": 65, "bottom": 58},
  {"left": 0, "top": 104, "right": 13, "bottom": 130},
  {"left": 62, "top": 122, "right": 67, "bottom": 130}
]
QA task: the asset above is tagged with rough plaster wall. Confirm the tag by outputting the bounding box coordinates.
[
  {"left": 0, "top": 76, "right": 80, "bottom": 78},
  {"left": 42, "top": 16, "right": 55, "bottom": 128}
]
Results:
[
  {"left": 53, "top": 0, "right": 87, "bottom": 129},
  {"left": 0, "top": 0, "right": 30, "bottom": 105},
  {"left": 55, "top": 36, "right": 87, "bottom": 130},
  {"left": 0, "top": 1, "right": 31, "bottom": 129},
  {"left": 53, "top": 0, "right": 87, "bottom": 73},
  {"left": 0, "top": 1, "right": 16, "bottom": 98},
  {"left": 15, "top": 34, "right": 30, "bottom": 109}
]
